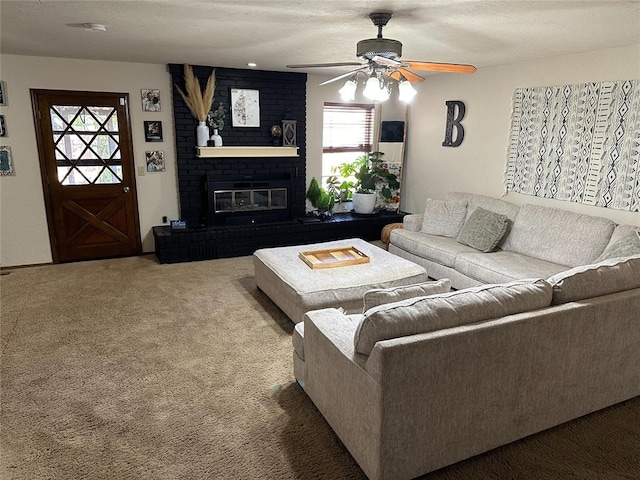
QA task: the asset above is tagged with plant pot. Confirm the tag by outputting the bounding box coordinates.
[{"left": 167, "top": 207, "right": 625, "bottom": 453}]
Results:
[
  {"left": 196, "top": 121, "right": 209, "bottom": 147},
  {"left": 210, "top": 128, "right": 223, "bottom": 147},
  {"left": 332, "top": 199, "right": 353, "bottom": 214},
  {"left": 352, "top": 192, "right": 377, "bottom": 214},
  {"left": 316, "top": 210, "right": 332, "bottom": 221}
]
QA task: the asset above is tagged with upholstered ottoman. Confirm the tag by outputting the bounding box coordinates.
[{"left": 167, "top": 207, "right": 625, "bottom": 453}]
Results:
[{"left": 253, "top": 238, "right": 428, "bottom": 323}]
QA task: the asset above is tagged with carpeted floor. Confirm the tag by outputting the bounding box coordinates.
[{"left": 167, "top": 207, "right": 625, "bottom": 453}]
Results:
[{"left": 1, "top": 254, "right": 638, "bottom": 479}]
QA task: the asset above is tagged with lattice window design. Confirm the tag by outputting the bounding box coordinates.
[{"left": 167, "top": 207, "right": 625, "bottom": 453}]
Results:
[{"left": 50, "top": 105, "right": 123, "bottom": 185}]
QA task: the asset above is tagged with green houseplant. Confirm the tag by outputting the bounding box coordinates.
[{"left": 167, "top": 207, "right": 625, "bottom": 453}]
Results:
[
  {"left": 338, "top": 151, "right": 400, "bottom": 213},
  {"left": 207, "top": 102, "right": 226, "bottom": 131},
  {"left": 306, "top": 177, "right": 335, "bottom": 220}
]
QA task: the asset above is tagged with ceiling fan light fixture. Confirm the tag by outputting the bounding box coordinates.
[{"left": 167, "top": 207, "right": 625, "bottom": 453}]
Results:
[
  {"left": 398, "top": 78, "right": 417, "bottom": 102},
  {"left": 363, "top": 75, "right": 380, "bottom": 100},
  {"left": 363, "top": 73, "right": 389, "bottom": 102},
  {"left": 338, "top": 78, "right": 357, "bottom": 101}
]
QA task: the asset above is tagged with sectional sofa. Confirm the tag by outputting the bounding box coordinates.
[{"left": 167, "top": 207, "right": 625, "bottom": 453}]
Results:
[
  {"left": 389, "top": 191, "right": 639, "bottom": 289},
  {"left": 293, "top": 193, "right": 640, "bottom": 480}
]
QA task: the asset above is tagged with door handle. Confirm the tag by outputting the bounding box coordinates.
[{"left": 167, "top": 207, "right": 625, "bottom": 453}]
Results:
[{"left": 123, "top": 186, "right": 130, "bottom": 193}]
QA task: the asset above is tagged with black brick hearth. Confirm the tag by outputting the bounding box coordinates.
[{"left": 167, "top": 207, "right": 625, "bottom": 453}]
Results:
[{"left": 153, "top": 211, "right": 406, "bottom": 264}]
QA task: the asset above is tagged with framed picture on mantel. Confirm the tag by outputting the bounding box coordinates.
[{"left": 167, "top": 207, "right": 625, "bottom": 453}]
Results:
[{"left": 231, "top": 88, "right": 260, "bottom": 127}]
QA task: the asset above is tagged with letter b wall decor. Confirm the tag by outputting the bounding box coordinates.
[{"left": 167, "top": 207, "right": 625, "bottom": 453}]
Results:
[{"left": 442, "top": 100, "right": 466, "bottom": 147}]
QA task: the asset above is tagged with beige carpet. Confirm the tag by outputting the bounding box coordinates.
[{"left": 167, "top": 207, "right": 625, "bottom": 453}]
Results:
[{"left": 1, "top": 254, "right": 638, "bottom": 480}]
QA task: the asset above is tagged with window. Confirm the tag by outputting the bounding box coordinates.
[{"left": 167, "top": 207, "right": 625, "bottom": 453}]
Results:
[{"left": 322, "top": 102, "right": 375, "bottom": 186}]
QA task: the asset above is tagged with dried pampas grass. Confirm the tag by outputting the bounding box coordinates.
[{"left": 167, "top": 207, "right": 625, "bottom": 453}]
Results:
[{"left": 176, "top": 64, "right": 215, "bottom": 122}]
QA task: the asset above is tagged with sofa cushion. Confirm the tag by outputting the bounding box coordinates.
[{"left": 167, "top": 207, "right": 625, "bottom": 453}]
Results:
[
  {"left": 455, "top": 251, "right": 569, "bottom": 284},
  {"left": 547, "top": 255, "right": 640, "bottom": 305},
  {"left": 390, "top": 229, "right": 479, "bottom": 268},
  {"left": 502, "top": 204, "right": 615, "bottom": 266},
  {"left": 354, "top": 279, "right": 552, "bottom": 355},
  {"left": 595, "top": 225, "right": 640, "bottom": 262},
  {"left": 292, "top": 322, "right": 306, "bottom": 360},
  {"left": 294, "top": 313, "right": 362, "bottom": 361},
  {"left": 363, "top": 279, "right": 452, "bottom": 312},
  {"left": 445, "top": 192, "right": 520, "bottom": 223},
  {"left": 420, "top": 198, "right": 468, "bottom": 238},
  {"left": 457, "top": 207, "right": 509, "bottom": 252}
]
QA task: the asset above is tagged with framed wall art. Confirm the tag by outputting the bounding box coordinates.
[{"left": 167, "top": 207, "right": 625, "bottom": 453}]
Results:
[
  {"left": 0, "top": 81, "right": 6, "bottom": 105},
  {"left": 0, "top": 115, "right": 6, "bottom": 137},
  {"left": 141, "top": 89, "right": 161, "bottom": 112},
  {"left": 282, "top": 119, "right": 297, "bottom": 146},
  {"left": 231, "top": 88, "right": 260, "bottom": 127},
  {"left": 145, "top": 150, "right": 165, "bottom": 172},
  {"left": 144, "top": 121, "right": 163, "bottom": 142},
  {"left": 0, "top": 146, "right": 14, "bottom": 175}
]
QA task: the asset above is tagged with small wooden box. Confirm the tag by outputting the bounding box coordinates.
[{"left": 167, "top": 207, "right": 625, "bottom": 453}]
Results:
[{"left": 299, "top": 245, "right": 370, "bottom": 269}]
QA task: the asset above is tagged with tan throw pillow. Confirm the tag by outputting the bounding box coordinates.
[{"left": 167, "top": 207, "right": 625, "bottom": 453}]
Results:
[
  {"left": 420, "top": 198, "right": 468, "bottom": 237},
  {"left": 547, "top": 255, "right": 640, "bottom": 305},
  {"left": 354, "top": 279, "right": 552, "bottom": 356},
  {"left": 362, "top": 279, "right": 452, "bottom": 313},
  {"left": 457, "top": 207, "right": 509, "bottom": 252}
]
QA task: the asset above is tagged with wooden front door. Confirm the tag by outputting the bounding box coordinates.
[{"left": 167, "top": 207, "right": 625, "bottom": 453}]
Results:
[{"left": 31, "top": 90, "right": 141, "bottom": 263}]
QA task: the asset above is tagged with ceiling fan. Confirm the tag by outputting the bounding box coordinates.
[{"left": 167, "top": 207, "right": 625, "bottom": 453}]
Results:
[{"left": 287, "top": 12, "right": 476, "bottom": 101}]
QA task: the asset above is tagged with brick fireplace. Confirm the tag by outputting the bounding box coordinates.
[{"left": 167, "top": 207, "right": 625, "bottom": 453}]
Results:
[
  {"left": 156, "top": 64, "right": 405, "bottom": 263},
  {"left": 168, "top": 64, "right": 307, "bottom": 227}
]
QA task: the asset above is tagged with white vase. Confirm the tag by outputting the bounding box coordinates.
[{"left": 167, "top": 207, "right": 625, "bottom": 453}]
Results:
[
  {"left": 352, "top": 192, "right": 377, "bottom": 214},
  {"left": 210, "top": 128, "right": 223, "bottom": 147},
  {"left": 196, "top": 121, "right": 209, "bottom": 147}
]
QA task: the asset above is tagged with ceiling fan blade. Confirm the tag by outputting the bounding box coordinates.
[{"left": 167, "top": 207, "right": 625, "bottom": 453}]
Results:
[
  {"left": 287, "top": 62, "right": 364, "bottom": 68},
  {"left": 385, "top": 69, "right": 425, "bottom": 84},
  {"left": 396, "top": 68, "right": 425, "bottom": 83},
  {"left": 371, "top": 55, "right": 402, "bottom": 67},
  {"left": 404, "top": 61, "right": 477, "bottom": 74},
  {"left": 319, "top": 67, "right": 368, "bottom": 86}
]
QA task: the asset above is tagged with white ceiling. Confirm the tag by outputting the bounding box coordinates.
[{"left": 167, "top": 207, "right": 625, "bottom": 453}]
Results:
[{"left": 1, "top": 0, "right": 639, "bottom": 78}]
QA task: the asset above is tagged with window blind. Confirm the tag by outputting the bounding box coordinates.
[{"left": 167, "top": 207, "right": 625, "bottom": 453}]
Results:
[{"left": 322, "top": 102, "right": 375, "bottom": 153}]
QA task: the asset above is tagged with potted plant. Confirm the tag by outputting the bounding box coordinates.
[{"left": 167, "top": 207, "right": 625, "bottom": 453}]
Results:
[
  {"left": 207, "top": 102, "right": 226, "bottom": 146},
  {"left": 338, "top": 151, "right": 400, "bottom": 214},
  {"left": 329, "top": 165, "right": 356, "bottom": 203},
  {"left": 306, "top": 177, "right": 335, "bottom": 220},
  {"left": 175, "top": 64, "right": 215, "bottom": 147}
]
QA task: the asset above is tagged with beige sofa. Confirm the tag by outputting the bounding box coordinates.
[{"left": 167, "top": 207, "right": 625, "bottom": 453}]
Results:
[
  {"left": 293, "top": 255, "right": 640, "bottom": 479},
  {"left": 389, "top": 192, "right": 639, "bottom": 289}
]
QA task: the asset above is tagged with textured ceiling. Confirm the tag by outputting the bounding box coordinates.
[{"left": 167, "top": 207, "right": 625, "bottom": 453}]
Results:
[{"left": 1, "top": 0, "right": 639, "bottom": 77}]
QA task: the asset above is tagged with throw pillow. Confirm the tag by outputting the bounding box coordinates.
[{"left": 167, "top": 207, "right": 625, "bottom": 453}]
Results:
[
  {"left": 354, "top": 279, "right": 552, "bottom": 356},
  {"left": 547, "top": 254, "right": 640, "bottom": 305},
  {"left": 595, "top": 226, "right": 640, "bottom": 262},
  {"left": 457, "top": 207, "right": 509, "bottom": 252},
  {"left": 362, "top": 279, "right": 452, "bottom": 312},
  {"left": 420, "top": 198, "right": 467, "bottom": 238}
]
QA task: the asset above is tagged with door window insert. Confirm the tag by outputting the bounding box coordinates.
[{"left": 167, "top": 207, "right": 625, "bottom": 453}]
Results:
[{"left": 50, "top": 105, "right": 122, "bottom": 185}]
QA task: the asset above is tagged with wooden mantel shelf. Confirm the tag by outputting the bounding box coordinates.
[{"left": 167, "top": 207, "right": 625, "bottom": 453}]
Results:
[{"left": 196, "top": 146, "right": 299, "bottom": 158}]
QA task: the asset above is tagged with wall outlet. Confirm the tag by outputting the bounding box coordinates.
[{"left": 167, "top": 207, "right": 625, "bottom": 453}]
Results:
[{"left": 137, "top": 166, "right": 146, "bottom": 176}]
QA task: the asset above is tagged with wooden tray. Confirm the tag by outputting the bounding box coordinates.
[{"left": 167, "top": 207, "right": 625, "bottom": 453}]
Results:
[{"left": 299, "top": 245, "right": 370, "bottom": 269}]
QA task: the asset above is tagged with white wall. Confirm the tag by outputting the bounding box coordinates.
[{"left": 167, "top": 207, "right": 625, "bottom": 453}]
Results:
[
  {"left": 0, "top": 54, "right": 180, "bottom": 267},
  {"left": 3, "top": 45, "right": 638, "bottom": 267},
  {"left": 403, "top": 44, "right": 640, "bottom": 227}
]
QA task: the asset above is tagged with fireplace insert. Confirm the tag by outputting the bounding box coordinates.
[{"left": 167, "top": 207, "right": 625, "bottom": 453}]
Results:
[{"left": 205, "top": 174, "right": 292, "bottom": 226}]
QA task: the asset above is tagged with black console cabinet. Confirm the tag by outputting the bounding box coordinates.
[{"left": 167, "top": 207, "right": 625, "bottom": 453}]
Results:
[{"left": 153, "top": 211, "right": 406, "bottom": 264}]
